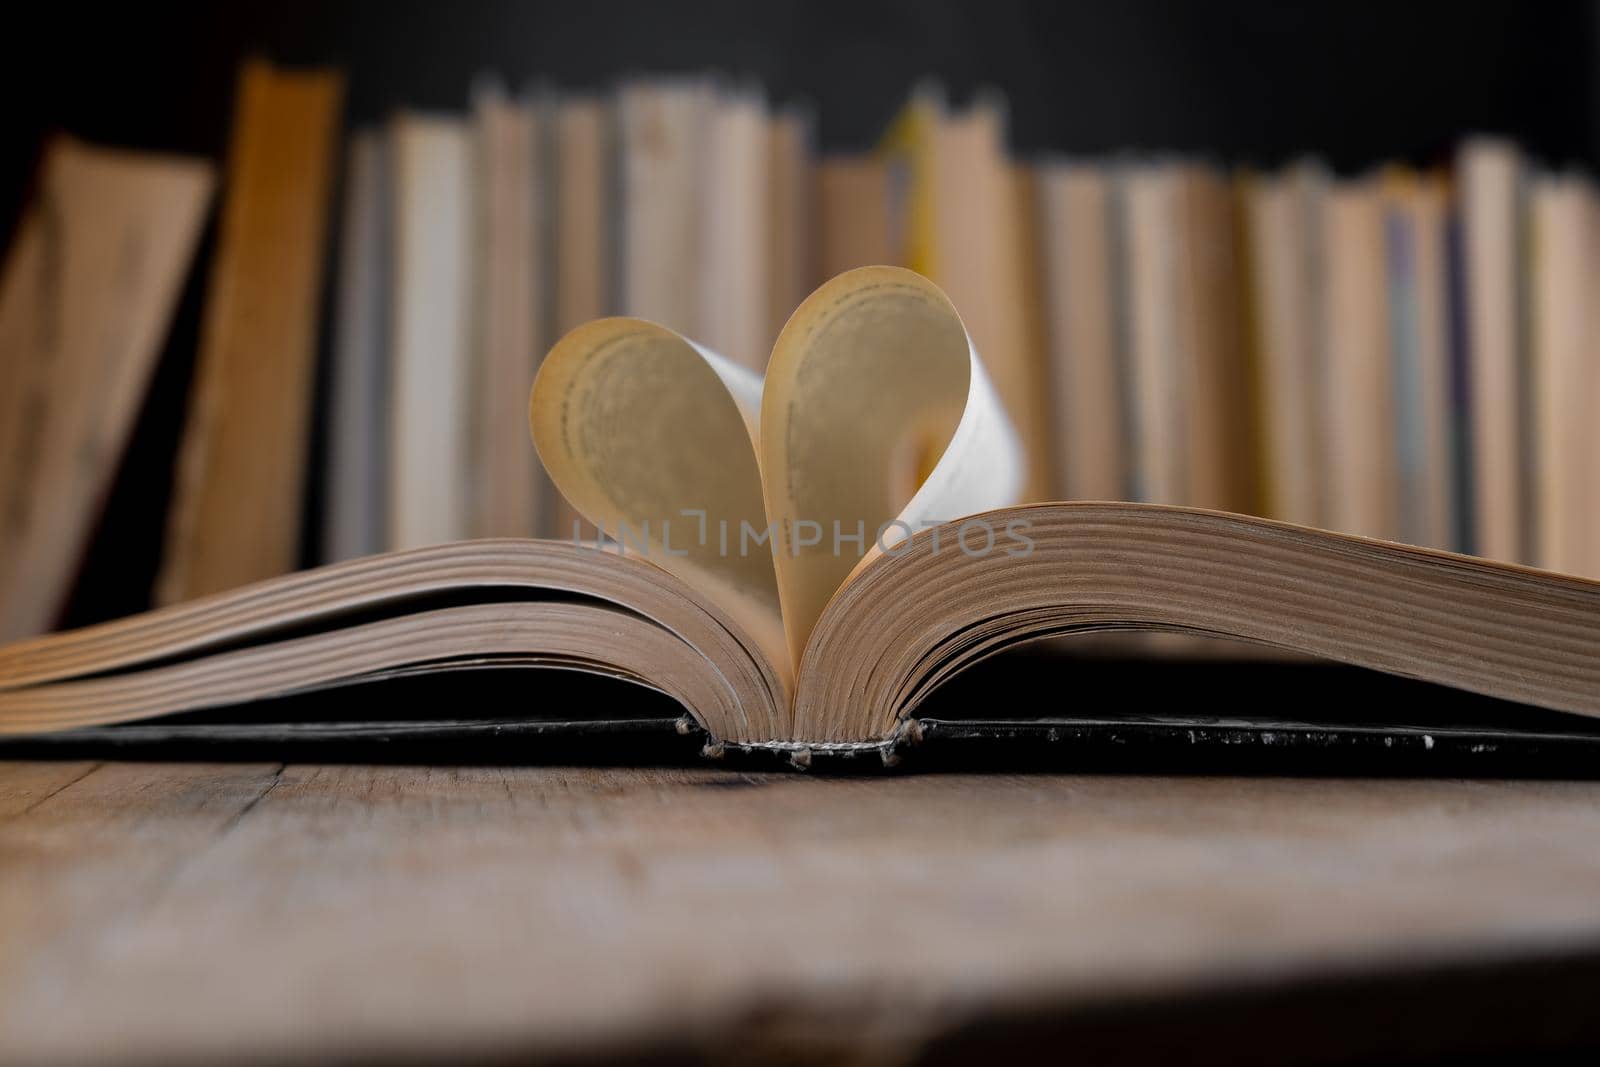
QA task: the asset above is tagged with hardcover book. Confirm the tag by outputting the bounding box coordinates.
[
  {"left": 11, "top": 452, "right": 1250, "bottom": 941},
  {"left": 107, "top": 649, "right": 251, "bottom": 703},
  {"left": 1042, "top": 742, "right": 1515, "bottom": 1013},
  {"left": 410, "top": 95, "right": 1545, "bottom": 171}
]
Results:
[{"left": 3, "top": 268, "right": 1598, "bottom": 769}]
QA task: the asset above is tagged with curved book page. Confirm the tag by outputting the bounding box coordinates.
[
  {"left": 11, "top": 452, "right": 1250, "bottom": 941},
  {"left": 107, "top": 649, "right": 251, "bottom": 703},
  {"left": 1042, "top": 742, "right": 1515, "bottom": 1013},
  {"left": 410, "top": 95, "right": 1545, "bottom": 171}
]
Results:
[
  {"left": 794, "top": 502, "right": 1600, "bottom": 742},
  {"left": 531, "top": 318, "right": 790, "bottom": 691},
  {"left": 0, "top": 541, "right": 785, "bottom": 743},
  {"left": 763, "top": 266, "right": 1023, "bottom": 666},
  {"left": 531, "top": 267, "right": 1024, "bottom": 679}
]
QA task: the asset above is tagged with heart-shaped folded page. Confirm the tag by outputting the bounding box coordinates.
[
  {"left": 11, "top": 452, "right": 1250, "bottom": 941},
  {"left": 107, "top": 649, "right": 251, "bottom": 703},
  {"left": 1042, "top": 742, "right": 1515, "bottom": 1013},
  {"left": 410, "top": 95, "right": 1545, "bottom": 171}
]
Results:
[{"left": 531, "top": 266, "right": 1022, "bottom": 690}]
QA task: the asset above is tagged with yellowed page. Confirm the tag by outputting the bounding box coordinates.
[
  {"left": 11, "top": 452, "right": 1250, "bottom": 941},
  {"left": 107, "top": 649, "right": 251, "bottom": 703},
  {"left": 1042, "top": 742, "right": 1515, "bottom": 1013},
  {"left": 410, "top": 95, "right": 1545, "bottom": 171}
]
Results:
[
  {"left": 530, "top": 318, "right": 789, "bottom": 687},
  {"left": 760, "top": 267, "right": 1023, "bottom": 666}
]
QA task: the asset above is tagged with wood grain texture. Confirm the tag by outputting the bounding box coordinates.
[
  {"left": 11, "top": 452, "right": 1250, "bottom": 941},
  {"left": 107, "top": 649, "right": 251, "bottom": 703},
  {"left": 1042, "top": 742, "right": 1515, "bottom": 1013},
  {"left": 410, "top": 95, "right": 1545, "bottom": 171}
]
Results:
[
  {"left": 4, "top": 763, "right": 1600, "bottom": 1064},
  {"left": 0, "top": 759, "right": 99, "bottom": 818}
]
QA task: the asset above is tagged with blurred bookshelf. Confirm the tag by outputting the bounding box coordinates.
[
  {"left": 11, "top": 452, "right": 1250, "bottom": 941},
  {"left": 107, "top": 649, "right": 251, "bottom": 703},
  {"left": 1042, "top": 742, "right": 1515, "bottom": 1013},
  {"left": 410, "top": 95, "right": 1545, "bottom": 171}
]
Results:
[
  {"left": 1, "top": 0, "right": 1598, "bottom": 634},
  {"left": 7, "top": 1, "right": 1596, "bottom": 189}
]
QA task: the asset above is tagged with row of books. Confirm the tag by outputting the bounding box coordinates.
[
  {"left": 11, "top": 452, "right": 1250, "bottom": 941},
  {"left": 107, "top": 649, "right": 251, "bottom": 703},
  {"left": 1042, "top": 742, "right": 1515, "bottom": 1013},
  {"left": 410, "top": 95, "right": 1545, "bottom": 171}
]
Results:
[
  {"left": 328, "top": 78, "right": 1597, "bottom": 578},
  {"left": 888, "top": 96, "right": 1597, "bottom": 582},
  {"left": 0, "top": 60, "right": 1594, "bottom": 644},
  {"left": 323, "top": 76, "right": 820, "bottom": 559}
]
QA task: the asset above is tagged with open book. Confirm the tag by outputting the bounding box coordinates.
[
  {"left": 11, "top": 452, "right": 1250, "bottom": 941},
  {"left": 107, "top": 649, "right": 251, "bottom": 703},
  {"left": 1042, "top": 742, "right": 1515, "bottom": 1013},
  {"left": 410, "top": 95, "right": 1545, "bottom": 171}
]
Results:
[{"left": 3, "top": 268, "right": 1599, "bottom": 766}]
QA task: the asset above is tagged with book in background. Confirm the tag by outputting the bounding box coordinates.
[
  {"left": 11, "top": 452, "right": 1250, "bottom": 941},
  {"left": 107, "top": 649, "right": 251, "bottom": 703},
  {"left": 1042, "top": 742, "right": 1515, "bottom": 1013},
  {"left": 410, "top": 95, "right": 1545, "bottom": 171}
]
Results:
[
  {"left": 321, "top": 129, "right": 390, "bottom": 563},
  {"left": 1241, "top": 162, "right": 1328, "bottom": 530},
  {"left": 338, "top": 79, "right": 822, "bottom": 555},
  {"left": 549, "top": 92, "right": 615, "bottom": 543},
  {"left": 1458, "top": 140, "right": 1531, "bottom": 567},
  {"left": 0, "top": 139, "right": 214, "bottom": 640},
  {"left": 384, "top": 110, "right": 474, "bottom": 552},
  {"left": 469, "top": 81, "right": 552, "bottom": 542},
  {"left": 158, "top": 59, "right": 344, "bottom": 602},
  {"left": 1322, "top": 176, "right": 1398, "bottom": 542},
  {"left": 1035, "top": 161, "right": 1126, "bottom": 502},
  {"left": 1380, "top": 170, "right": 1457, "bottom": 553},
  {"left": 816, "top": 155, "right": 892, "bottom": 280},
  {"left": 305, "top": 76, "right": 1600, "bottom": 585},
  {"left": 617, "top": 79, "right": 713, "bottom": 346},
  {"left": 1528, "top": 172, "right": 1598, "bottom": 579},
  {"left": 881, "top": 87, "right": 1056, "bottom": 502}
]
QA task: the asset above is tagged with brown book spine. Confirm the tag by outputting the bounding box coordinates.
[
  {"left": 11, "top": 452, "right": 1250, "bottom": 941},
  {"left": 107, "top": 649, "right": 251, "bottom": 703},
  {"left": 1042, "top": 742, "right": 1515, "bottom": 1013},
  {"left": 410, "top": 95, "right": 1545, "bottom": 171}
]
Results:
[
  {"left": 766, "top": 109, "right": 815, "bottom": 349},
  {"left": 472, "top": 85, "right": 547, "bottom": 539},
  {"left": 0, "top": 141, "right": 213, "bottom": 638},
  {"left": 158, "top": 60, "right": 344, "bottom": 602},
  {"left": 927, "top": 97, "right": 1055, "bottom": 500},
  {"left": 549, "top": 96, "right": 616, "bottom": 542},
  {"left": 816, "top": 157, "right": 892, "bottom": 278},
  {"left": 1176, "top": 165, "right": 1254, "bottom": 514},
  {"left": 1321, "top": 179, "right": 1399, "bottom": 541},
  {"left": 1036, "top": 163, "right": 1126, "bottom": 501}
]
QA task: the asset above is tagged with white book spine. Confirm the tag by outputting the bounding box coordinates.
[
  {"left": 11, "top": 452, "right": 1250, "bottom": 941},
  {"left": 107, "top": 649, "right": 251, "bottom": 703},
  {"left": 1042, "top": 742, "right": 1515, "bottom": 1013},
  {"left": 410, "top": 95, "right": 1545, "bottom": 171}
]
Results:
[{"left": 389, "top": 116, "right": 475, "bottom": 551}]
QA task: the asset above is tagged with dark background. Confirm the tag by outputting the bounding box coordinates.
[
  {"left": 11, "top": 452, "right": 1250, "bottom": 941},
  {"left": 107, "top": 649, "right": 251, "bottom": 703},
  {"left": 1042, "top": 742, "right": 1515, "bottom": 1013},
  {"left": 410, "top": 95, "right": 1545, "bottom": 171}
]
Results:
[
  {"left": 1, "top": 0, "right": 1597, "bottom": 625},
  {"left": 7, "top": 0, "right": 1599, "bottom": 220}
]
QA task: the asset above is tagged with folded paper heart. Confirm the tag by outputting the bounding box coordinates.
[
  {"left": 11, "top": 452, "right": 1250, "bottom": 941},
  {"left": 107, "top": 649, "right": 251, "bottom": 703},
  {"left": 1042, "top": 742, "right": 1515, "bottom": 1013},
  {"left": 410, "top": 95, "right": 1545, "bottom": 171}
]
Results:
[{"left": 530, "top": 266, "right": 1025, "bottom": 682}]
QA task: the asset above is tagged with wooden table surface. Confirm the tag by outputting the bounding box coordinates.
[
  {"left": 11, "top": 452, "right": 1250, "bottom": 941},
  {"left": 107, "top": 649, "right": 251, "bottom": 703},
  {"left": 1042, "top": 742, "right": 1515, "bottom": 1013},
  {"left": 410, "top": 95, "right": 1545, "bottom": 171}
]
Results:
[{"left": 5, "top": 760, "right": 1600, "bottom": 1065}]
